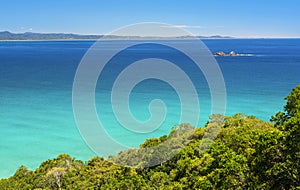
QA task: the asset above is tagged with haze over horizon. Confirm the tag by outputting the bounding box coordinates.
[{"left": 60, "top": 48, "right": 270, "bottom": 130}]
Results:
[{"left": 1, "top": 0, "right": 300, "bottom": 38}]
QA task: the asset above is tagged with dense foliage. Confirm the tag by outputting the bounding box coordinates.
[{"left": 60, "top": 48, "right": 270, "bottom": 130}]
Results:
[{"left": 1, "top": 85, "right": 299, "bottom": 189}]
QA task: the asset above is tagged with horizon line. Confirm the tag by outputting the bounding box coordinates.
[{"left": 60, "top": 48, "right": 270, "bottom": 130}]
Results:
[{"left": 1, "top": 31, "right": 300, "bottom": 39}]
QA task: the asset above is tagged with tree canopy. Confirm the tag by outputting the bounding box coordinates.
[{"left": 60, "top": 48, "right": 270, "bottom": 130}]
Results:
[{"left": 1, "top": 85, "right": 299, "bottom": 189}]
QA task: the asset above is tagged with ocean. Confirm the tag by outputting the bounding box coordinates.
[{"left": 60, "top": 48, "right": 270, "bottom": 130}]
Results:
[{"left": 0, "top": 39, "right": 300, "bottom": 178}]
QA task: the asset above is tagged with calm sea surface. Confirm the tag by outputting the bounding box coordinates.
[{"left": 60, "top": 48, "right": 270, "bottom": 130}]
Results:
[{"left": 0, "top": 39, "right": 299, "bottom": 178}]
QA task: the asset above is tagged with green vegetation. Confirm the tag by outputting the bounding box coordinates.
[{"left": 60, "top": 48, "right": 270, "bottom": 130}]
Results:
[{"left": 1, "top": 85, "right": 299, "bottom": 189}]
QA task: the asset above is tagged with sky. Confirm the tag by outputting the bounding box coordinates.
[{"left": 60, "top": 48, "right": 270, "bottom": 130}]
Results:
[{"left": 1, "top": 0, "right": 300, "bottom": 38}]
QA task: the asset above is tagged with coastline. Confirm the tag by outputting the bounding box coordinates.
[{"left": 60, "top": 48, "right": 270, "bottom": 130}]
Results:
[
  {"left": 1, "top": 38, "right": 300, "bottom": 181},
  {"left": 1, "top": 37, "right": 300, "bottom": 42}
]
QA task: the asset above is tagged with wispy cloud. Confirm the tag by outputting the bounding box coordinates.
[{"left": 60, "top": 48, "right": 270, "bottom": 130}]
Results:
[
  {"left": 20, "top": 27, "right": 33, "bottom": 32},
  {"left": 160, "top": 25, "right": 207, "bottom": 29},
  {"left": 160, "top": 25, "right": 226, "bottom": 30}
]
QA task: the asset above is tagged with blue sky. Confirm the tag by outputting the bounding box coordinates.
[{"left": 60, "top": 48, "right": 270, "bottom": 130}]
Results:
[{"left": 1, "top": 0, "right": 299, "bottom": 37}]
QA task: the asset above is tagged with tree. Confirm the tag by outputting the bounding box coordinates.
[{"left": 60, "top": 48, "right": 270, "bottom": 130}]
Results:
[
  {"left": 46, "top": 167, "right": 66, "bottom": 190},
  {"left": 264, "top": 84, "right": 300, "bottom": 188}
]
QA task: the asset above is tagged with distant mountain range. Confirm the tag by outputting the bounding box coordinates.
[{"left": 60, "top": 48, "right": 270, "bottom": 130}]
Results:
[{"left": 0, "top": 31, "right": 233, "bottom": 40}]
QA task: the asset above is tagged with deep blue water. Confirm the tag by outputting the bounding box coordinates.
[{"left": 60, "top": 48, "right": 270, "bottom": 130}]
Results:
[{"left": 0, "top": 39, "right": 300, "bottom": 178}]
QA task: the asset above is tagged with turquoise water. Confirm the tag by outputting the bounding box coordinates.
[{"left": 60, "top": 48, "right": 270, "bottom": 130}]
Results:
[{"left": 1, "top": 39, "right": 300, "bottom": 178}]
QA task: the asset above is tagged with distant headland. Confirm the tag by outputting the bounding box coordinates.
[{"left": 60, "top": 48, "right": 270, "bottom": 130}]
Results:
[{"left": 0, "top": 31, "right": 233, "bottom": 41}]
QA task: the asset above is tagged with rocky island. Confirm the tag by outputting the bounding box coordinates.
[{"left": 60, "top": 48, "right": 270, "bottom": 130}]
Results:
[{"left": 214, "top": 51, "right": 251, "bottom": 56}]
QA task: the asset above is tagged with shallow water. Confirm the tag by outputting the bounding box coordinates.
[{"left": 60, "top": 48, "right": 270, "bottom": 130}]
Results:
[{"left": 0, "top": 39, "right": 299, "bottom": 178}]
